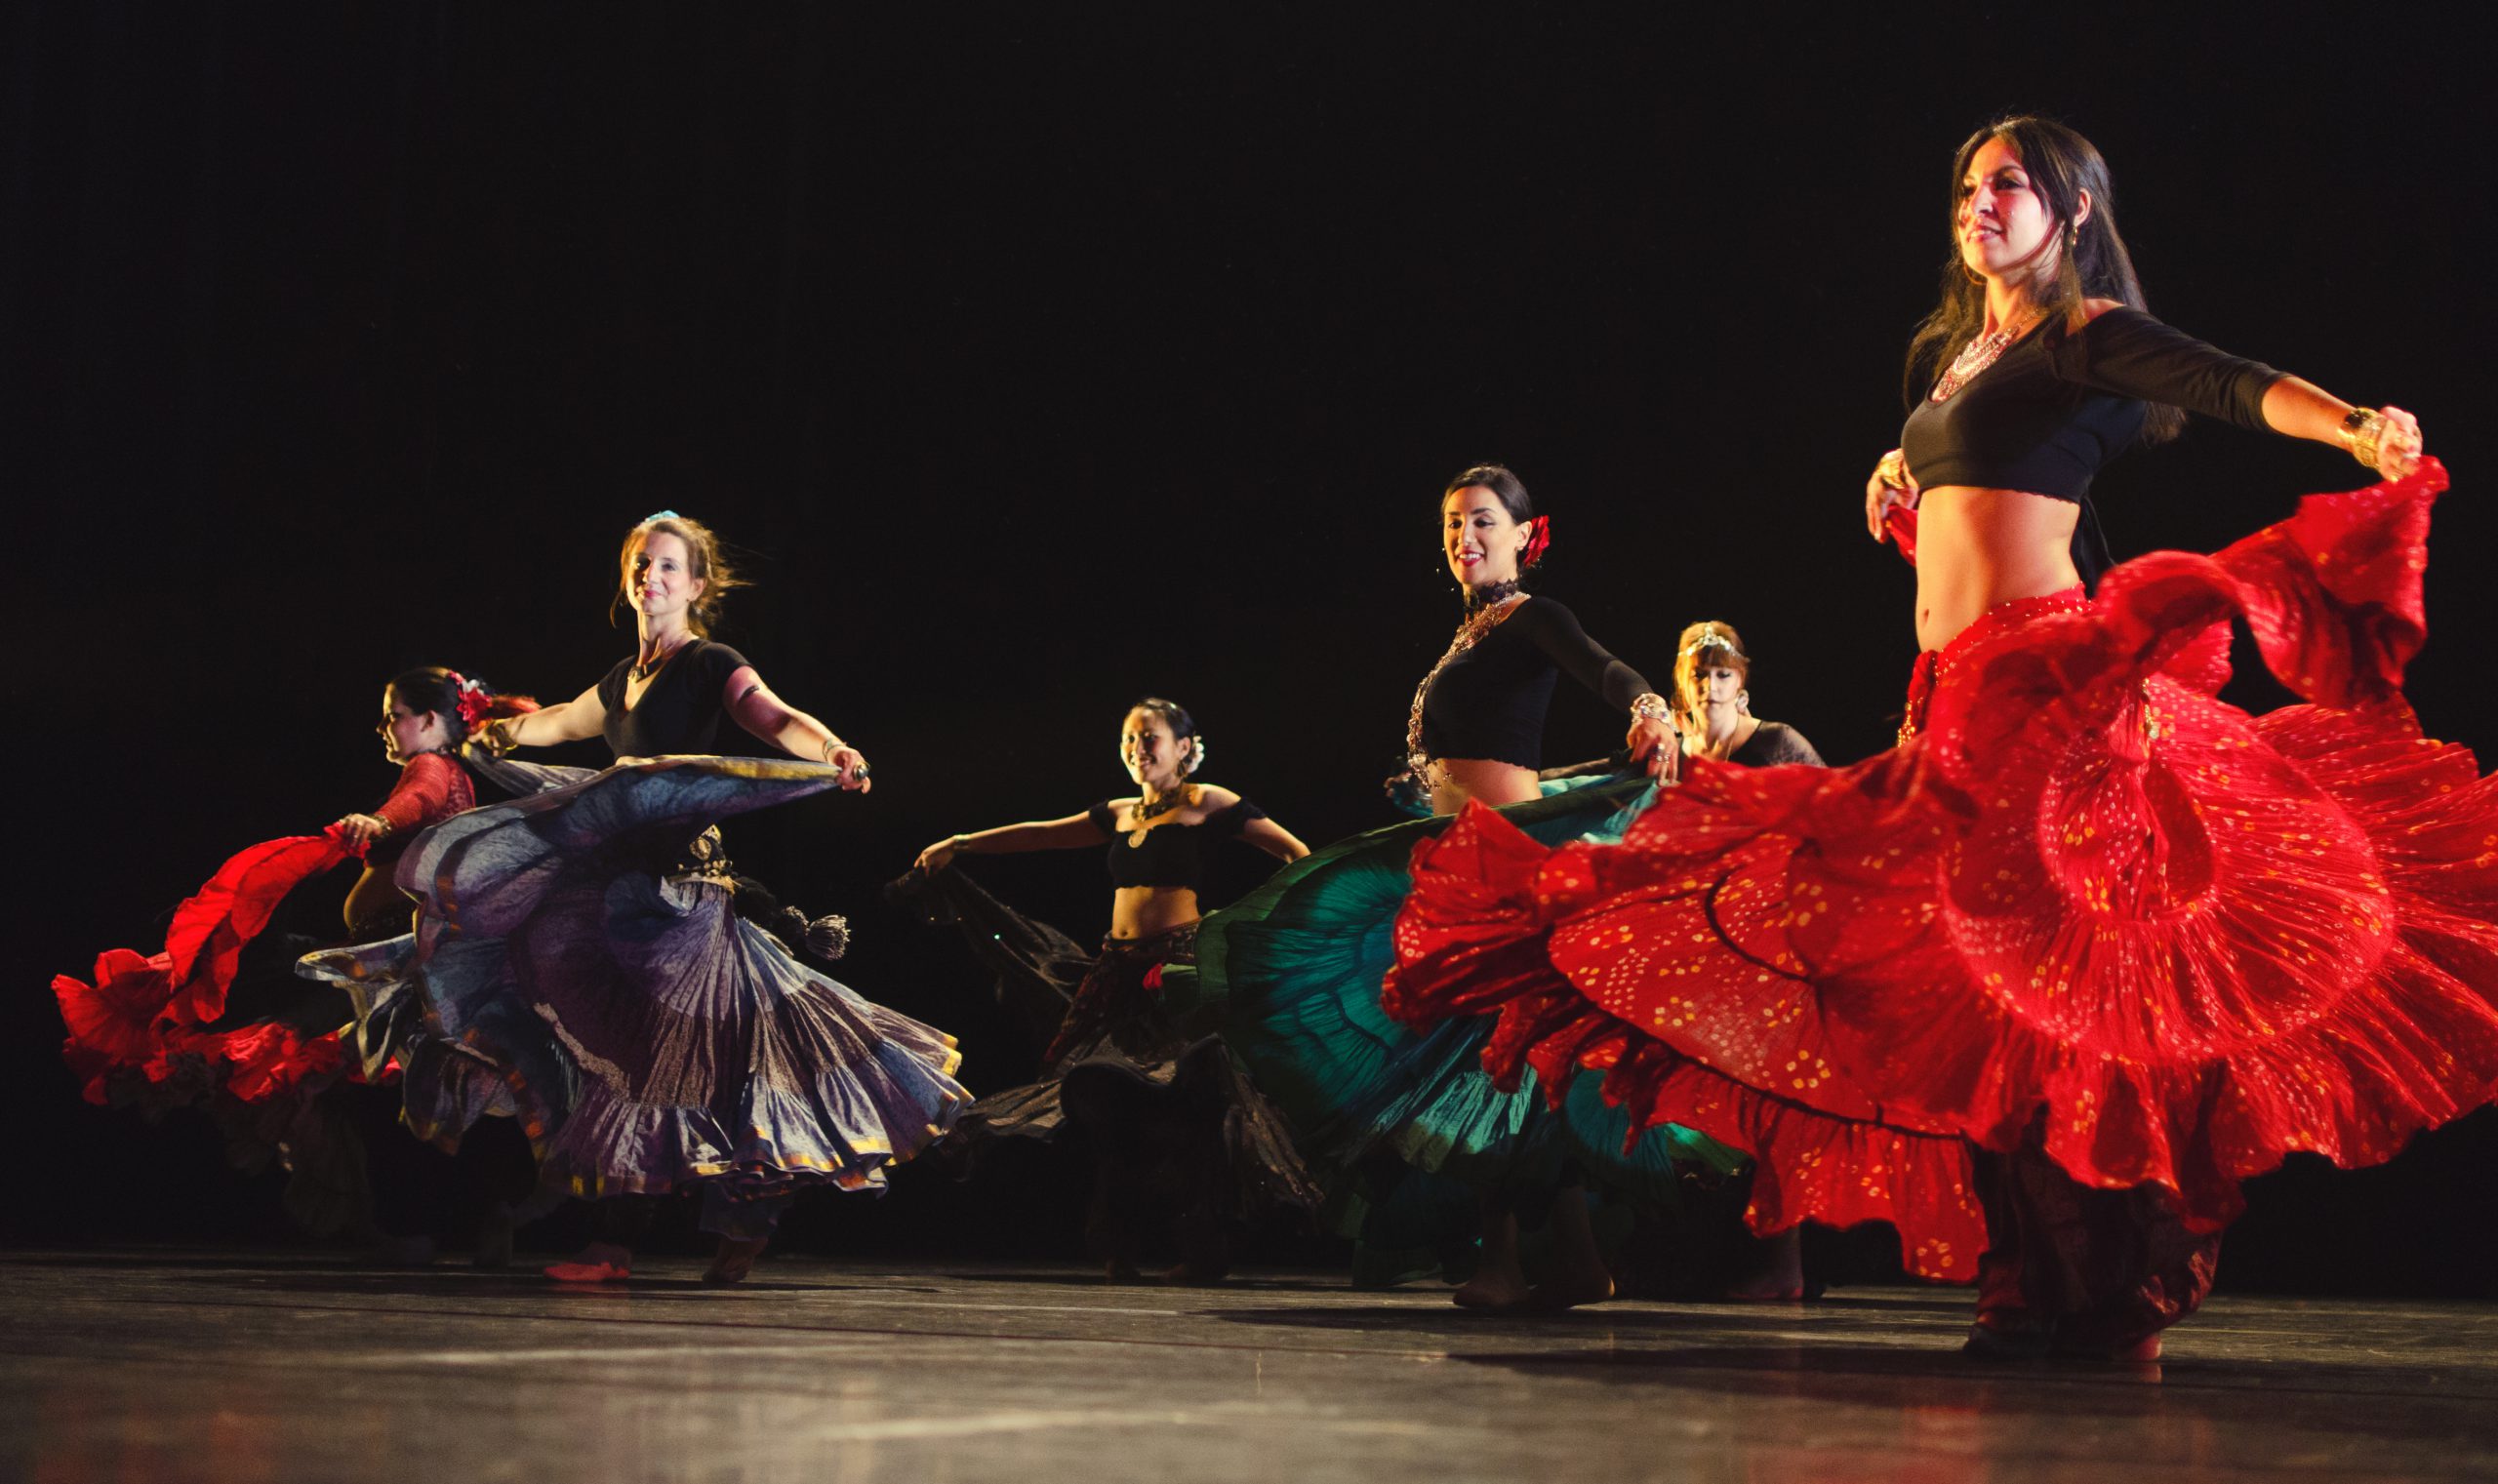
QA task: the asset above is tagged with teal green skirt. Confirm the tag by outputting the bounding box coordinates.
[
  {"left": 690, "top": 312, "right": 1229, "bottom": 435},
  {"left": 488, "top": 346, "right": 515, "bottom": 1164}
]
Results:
[{"left": 1169, "top": 778, "right": 1740, "bottom": 1215}]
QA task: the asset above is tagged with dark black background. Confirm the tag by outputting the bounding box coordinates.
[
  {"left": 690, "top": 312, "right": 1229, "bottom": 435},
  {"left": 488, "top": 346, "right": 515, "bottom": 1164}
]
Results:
[{"left": 7, "top": 5, "right": 2493, "bottom": 1291}]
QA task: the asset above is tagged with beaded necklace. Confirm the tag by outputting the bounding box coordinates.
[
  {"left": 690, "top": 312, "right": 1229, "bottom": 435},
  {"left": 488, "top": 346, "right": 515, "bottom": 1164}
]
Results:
[
  {"left": 1930, "top": 312, "right": 2042, "bottom": 402},
  {"left": 1404, "top": 587, "right": 1526, "bottom": 775},
  {"left": 1132, "top": 786, "right": 1190, "bottom": 823}
]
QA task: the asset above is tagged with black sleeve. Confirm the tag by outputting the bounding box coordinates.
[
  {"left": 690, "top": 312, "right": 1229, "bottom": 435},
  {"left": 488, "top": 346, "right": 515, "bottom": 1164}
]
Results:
[
  {"left": 1755, "top": 723, "right": 1826, "bottom": 768},
  {"left": 698, "top": 641, "right": 754, "bottom": 702},
  {"left": 1516, "top": 599, "right": 1654, "bottom": 713},
  {"left": 2050, "top": 308, "right": 2283, "bottom": 432},
  {"left": 1086, "top": 801, "right": 1119, "bottom": 836},
  {"left": 596, "top": 658, "right": 632, "bottom": 711},
  {"left": 1205, "top": 798, "right": 1268, "bottom": 839}
]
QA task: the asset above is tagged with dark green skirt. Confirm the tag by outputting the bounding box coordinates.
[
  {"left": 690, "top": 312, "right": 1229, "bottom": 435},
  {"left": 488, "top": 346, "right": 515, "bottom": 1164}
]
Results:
[{"left": 1170, "top": 779, "right": 1740, "bottom": 1215}]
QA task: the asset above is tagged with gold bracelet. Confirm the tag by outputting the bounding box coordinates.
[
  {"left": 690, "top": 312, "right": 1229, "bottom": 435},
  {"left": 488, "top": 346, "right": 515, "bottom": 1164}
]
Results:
[{"left": 2342, "top": 407, "right": 2386, "bottom": 470}]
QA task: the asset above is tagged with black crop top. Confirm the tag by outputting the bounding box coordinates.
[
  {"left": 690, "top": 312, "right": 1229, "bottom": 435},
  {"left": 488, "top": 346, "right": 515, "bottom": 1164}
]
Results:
[
  {"left": 1901, "top": 307, "right": 2282, "bottom": 501},
  {"left": 1421, "top": 597, "right": 1652, "bottom": 770},
  {"left": 1086, "top": 794, "right": 1268, "bottom": 890},
  {"left": 596, "top": 640, "right": 751, "bottom": 758}
]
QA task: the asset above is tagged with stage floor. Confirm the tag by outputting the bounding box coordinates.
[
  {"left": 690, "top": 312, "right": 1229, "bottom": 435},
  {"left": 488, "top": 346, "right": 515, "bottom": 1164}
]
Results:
[{"left": 3, "top": 1251, "right": 2491, "bottom": 1483}]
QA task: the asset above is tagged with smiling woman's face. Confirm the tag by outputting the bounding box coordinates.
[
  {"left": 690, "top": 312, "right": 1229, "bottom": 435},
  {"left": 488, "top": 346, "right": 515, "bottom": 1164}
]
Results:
[
  {"left": 1442, "top": 486, "right": 1526, "bottom": 587},
  {"left": 628, "top": 531, "right": 706, "bottom": 622},
  {"left": 1120, "top": 708, "right": 1188, "bottom": 789},
  {"left": 1956, "top": 135, "right": 2065, "bottom": 283}
]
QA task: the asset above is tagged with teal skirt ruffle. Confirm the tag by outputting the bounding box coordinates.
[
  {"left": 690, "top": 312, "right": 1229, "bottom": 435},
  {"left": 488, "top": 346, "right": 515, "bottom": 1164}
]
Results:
[{"left": 1176, "top": 778, "right": 1741, "bottom": 1211}]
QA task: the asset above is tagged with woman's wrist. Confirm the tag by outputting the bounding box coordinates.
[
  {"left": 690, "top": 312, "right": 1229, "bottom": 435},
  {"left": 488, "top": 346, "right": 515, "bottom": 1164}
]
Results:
[
  {"left": 2339, "top": 406, "right": 2387, "bottom": 469},
  {"left": 1630, "top": 693, "right": 1672, "bottom": 724}
]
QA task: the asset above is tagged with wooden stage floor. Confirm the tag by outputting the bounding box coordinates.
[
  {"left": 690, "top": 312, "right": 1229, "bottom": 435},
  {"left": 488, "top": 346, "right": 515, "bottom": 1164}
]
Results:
[{"left": 4, "top": 1250, "right": 2492, "bottom": 1482}]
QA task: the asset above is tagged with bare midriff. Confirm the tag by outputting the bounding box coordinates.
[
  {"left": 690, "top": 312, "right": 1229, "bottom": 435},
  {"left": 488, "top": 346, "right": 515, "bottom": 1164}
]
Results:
[
  {"left": 1429, "top": 756, "right": 1542, "bottom": 817},
  {"left": 1913, "top": 486, "right": 2083, "bottom": 652},
  {"left": 1109, "top": 885, "right": 1200, "bottom": 941}
]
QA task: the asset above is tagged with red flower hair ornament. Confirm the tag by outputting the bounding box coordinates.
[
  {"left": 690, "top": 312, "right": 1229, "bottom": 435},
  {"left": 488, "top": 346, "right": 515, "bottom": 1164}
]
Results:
[
  {"left": 445, "top": 671, "right": 495, "bottom": 731},
  {"left": 1520, "top": 516, "right": 1552, "bottom": 569}
]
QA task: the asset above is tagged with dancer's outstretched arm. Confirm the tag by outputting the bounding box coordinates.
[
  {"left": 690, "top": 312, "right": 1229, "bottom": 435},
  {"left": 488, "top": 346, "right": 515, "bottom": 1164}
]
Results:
[
  {"left": 481, "top": 681, "right": 608, "bottom": 750},
  {"left": 727, "top": 667, "right": 869, "bottom": 789},
  {"left": 914, "top": 814, "right": 1106, "bottom": 873}
]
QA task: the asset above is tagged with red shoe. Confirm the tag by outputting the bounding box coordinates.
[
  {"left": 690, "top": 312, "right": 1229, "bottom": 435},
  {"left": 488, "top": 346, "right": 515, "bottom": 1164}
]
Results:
[{"left": 544, "top": 1244, "right": 633, "bottom": 1283}]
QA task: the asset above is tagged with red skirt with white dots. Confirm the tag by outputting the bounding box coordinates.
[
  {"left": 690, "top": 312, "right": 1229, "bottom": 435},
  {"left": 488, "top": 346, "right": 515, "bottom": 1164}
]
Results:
[{"left": 1383, "top": 461, "right": 2498, "bottom": 1281}]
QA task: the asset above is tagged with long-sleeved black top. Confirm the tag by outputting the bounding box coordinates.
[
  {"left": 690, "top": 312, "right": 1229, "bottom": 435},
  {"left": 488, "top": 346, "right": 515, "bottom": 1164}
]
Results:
[
  {"left": 1421, "top": 597, "right": 1652, "bottom": 770},
  {"left": 1902, "top": 307, "right": 2284, "bottom": 501}
]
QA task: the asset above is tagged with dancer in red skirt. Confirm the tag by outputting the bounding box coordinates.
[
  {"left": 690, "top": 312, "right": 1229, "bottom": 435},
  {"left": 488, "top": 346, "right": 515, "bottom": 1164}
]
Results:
[{"left": 1385, "top": 115, "right": 2493, "bottom": 1360}]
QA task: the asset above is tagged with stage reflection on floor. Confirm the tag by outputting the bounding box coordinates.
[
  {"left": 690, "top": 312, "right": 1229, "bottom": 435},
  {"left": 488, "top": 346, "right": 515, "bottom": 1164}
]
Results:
[{"left": 3, "top": 1251, "right": 2491, "bottom": 1483}]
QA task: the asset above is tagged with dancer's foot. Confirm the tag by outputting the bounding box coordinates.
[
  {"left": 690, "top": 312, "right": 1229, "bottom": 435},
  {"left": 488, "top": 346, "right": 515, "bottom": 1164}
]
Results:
[
  {"left": 1959, "top": 1321, "right": 2051, "bottom": 1362},
  {"left": 1160, "top": 1261, "right": 1229, "bottom": 1287},
  {"left": 1451, "top": 1263, "right": 1533, "bottom": 1311},
  {"left": 1455, "top": 1205, "right": 1530, "bottom": 1311},
  {"left": 702, "top": 1236, "right": 767, "bottom": 1286},
  {"left": 1104, "top": 1259, "right": 1144, "bottom": 1284},
  {"left": 1525, "top": 1266, "right": 1616, "bottom": 1312},
  {"left": 544, "top": 1242, "right": 633, "bottom": 1283},
  {"left": 1725, "top": 1226, "right": 1804, "bottom": 1302},
  {"left": 2052, "top": 1331, "right": 2164, "bottom": 1363},
  {"left": 1525, "top": 1185, "right": 1614, "bottom": 1311}
]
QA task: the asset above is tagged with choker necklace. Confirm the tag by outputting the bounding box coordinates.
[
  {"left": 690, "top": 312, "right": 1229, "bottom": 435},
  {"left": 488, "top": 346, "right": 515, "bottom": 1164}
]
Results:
[
  {"left": 1133, "top": 788, "right": 1189, "bottom": 823},
  {"left": 1463, "top": 578, "right": 1521, "bottom": 611},
  {"left": 631, "top": 640, "right": 689, "bottom": 683}
]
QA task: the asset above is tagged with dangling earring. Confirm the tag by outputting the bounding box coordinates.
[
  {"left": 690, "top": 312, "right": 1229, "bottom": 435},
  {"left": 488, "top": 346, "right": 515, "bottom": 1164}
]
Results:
[{"left": 1737, "top": 690, "right": 1752, "bottom": 717}]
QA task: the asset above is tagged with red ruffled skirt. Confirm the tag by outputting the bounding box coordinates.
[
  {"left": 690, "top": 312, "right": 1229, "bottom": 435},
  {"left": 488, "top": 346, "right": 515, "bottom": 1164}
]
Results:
[
  {"left": 1385, "top": 462, "right": 2498, "bottom": 1282},
  {"left": 55, "top": 833, "right": 356, "bottom": 1108}
]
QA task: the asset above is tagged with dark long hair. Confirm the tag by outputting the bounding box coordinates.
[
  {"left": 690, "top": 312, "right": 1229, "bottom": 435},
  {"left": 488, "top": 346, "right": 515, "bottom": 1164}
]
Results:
[{"left": 1905, "top": 116, "right": 2182, "bottom": 443}]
